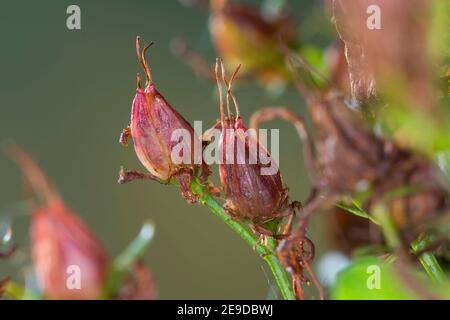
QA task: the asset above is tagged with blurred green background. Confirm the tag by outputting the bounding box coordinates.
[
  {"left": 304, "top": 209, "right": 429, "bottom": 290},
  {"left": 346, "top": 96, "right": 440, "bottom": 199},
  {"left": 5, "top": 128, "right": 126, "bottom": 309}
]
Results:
[{"left": 0, "top": 0, "right": 334, "bottom": 299}]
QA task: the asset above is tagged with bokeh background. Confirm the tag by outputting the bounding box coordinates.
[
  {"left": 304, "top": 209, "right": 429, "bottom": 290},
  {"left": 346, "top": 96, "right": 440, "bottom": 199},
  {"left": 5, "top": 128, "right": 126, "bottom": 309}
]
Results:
[{"left": 0, "top": 0, "right": 335, "bottom": 299}]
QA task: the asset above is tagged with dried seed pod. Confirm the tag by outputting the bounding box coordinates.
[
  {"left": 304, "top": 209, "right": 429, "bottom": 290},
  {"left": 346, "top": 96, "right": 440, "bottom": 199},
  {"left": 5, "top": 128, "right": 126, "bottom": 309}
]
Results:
[
  {"left": 8, "top": 147, "right": 108, "bottom": 300},
  {"left": 251, "top": 100, "right": 448, "bottom": 296},
  {"left": 213, "top": 59, "right": 298, "bottom": 234},
  {"left": 251, "top": 95, "right": 449, "bottom": 241},
  {"left": 119, "top": 37, "right": 205, "bottom": 203},
  {"left": 310, "top": 96, "right": 449, "bottom": 235},
  {"left": 209, "top": 0, "right": 297, "bottom": 85}
]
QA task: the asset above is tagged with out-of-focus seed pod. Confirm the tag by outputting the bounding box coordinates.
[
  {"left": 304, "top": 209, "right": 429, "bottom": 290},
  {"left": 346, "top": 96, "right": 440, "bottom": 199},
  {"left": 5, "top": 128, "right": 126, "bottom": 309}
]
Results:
[
  {"left": 209, "top": 0, "right": 298, "bottom": 86},
  {"left": 310, "top": 96, "right": 448, "bottom": 236},
  {"left": 9, "top": 147, "right": 108, "bottom": 300},
  {"left": 251, "top": 95, "right": 449, "bottom": 242},
  {"left": 119, "top": 37, "right": 205, "bottom": 203},
  {"left": 332, "top": 0, "right": 439, "bottom": 115},
  {"left": 117, "top": 262, "right": 157, "bottom": 300},
  {"left": 213, "top": 59, "right": 296, "bottom": 232}
]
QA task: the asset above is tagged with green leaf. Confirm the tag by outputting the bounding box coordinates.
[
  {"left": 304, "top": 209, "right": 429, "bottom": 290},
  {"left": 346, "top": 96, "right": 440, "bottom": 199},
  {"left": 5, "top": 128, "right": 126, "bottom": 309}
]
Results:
[
  {"left": 336, "top": 201, "right": 380, "bottom": 225},
  {"left": 332, "top": 256, "right": 450, "bottom": 300},
  {"left": 103, "top": 221, "right": 155, "bottom": 298}
]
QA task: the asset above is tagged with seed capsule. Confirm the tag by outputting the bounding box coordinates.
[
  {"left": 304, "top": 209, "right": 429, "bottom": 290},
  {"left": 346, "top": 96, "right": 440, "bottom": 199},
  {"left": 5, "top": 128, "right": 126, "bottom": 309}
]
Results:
[
  {"left": 8, "top": 147, "right": 108, "bottom": 300},
  {"left": 119, "top": 37, "right": 204, "bottom": 203},
  {"left": 251, "top": 95, "right": 449, "bottom": 241},
  {"left": 209, "top": 0, "right": 297, "bottom": 86},
  {"left": 213, "top": 59, "right": 297, "bottom": 233}
]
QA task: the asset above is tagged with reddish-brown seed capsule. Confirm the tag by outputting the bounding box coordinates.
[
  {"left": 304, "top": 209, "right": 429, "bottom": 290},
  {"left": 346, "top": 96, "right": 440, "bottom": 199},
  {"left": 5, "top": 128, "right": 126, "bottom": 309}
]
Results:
[
  {"left": 0, "top": 278, "right": 9, "bottom": 297},
  {"left": 119, "top": 37, "right": 204, "bottom": 203},
  {"left": 212, "top": 59, "right": 296, "bottom": 232},
  {"left": 251, "top": 95, "right": 449, "bottom": 241},
  {"left": 9, "top": 147, "right": 108, "bottom": 300}
]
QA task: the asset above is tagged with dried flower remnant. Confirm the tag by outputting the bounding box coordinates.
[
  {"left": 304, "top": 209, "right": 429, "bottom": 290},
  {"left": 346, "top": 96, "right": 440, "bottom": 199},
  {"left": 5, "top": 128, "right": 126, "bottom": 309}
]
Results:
[
  {"left": 8, "top": 146, "right": 108, "bottom": 300},
  {"left": 119, "top": 37, "right": 207, "bottom": 203}
]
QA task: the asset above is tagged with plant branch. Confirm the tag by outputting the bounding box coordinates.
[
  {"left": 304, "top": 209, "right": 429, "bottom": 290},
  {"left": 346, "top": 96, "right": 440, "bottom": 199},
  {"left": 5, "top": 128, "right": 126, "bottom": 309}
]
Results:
[{"left": 190, "top": 178, "right": 296, "bottom": 300}]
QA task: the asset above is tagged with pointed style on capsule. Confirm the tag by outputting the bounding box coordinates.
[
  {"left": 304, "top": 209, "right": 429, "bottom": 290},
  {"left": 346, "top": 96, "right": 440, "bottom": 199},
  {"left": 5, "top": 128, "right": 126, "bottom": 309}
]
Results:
[
  {"left": 119, "top": 37, "right": 206, "bottom": 203},
  {"left": 212, "top": 58, "right": 299, "bottom": 236},
  {"left": 8, "top": 146, "right": 108, "bottom": 300}
]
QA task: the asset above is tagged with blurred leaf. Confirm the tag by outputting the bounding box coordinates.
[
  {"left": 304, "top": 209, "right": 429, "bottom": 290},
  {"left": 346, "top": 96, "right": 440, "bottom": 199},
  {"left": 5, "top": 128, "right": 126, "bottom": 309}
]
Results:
[
  {"left": 103, "top": 222, "right": 155, "bottom": 298},
  {"left": 332, "top": 256, "right": 450, "bottom": 300},
  {"left": 299, "top": 45, "right": 326, "bottom": 73},
  {"left": 430, "top": 0, "right": 450, "bottom": 63},
  {"left": 298, "top": 45, "right": 328, "bottom": 88},
  {"left": 114, "top": 222, "right": 155, "bottom": 271}
]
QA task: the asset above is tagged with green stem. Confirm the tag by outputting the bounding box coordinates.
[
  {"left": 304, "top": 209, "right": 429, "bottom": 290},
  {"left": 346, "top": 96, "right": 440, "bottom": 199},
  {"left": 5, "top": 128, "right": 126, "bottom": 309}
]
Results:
[
  {"left": 191, "top": 178, "right": 296, "bottom": 300},
  {"left": 373, "top": 205, "right": 400, "bottom": 250},
  {"left": 412, "top": 236, "right": 446, "bottom": 283}
]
